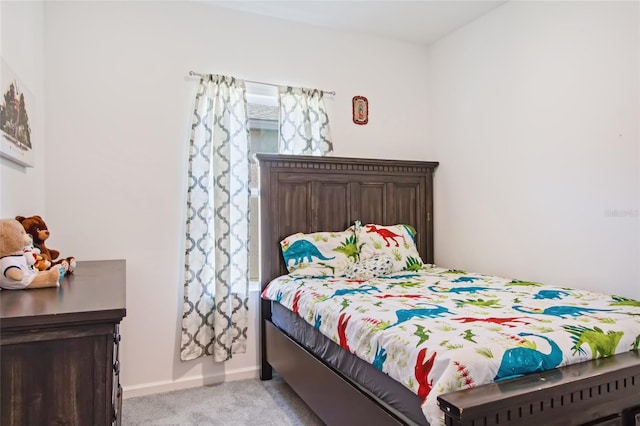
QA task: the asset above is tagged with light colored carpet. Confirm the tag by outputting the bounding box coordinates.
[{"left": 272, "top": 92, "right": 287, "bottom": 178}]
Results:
[{"left": 121, "top": 375, "right": 325, "bottom": 426}]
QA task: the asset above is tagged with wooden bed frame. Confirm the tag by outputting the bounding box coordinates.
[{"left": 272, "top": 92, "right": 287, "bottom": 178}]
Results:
[{"left": 257, "top": 154, "right": 640, "bottom": 426}]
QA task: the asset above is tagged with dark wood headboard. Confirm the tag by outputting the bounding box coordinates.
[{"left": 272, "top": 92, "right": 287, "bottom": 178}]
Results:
[{"left": 256, "top": 154, "right": 439, "bottom": 288}]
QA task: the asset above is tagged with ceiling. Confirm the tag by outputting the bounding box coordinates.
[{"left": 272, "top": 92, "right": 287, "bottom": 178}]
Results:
[{"left": 210, "top": 1, "right": 508, "bottom": 45}]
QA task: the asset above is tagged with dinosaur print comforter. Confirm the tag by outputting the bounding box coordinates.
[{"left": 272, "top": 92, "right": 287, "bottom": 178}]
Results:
[{"left": 262, "top": 266, "right": 640, "bottom": 425}]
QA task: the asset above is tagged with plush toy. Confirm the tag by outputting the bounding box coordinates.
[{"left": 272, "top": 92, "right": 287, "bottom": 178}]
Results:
[
  {"left": 15, "top": 215, "right": 75, "bottom": 275},
  {"left": 23, "top": 239, "right": 50, "bottom": 271},
  {"left": 0, "top": 218, "right": 64, "bottom": 289},
  {"left": 23, "top": 244, "right": 38, "bottom": 268}
]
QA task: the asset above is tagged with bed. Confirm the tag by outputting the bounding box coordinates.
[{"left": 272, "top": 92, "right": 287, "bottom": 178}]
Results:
[{"left": 256, "top": 153, "right": 640, "bottom": 426}]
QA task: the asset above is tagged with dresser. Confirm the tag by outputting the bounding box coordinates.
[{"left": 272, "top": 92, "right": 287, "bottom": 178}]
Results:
[{"left": 0, "top": 260, "right": 126, "bottom": 426}]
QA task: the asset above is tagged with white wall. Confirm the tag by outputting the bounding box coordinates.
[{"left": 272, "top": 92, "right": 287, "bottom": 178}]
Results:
[
  {"left": 42, "top": 1, "right": 431, "bottom": 397},
  {"left": 0, "top": 1, "right": 46, "bottom": 217},
  {"left": 428, "top": 1, "right": 639, "bottom": 298}
]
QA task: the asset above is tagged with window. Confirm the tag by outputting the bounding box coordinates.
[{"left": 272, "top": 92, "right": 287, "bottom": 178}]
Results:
[{"left": 247, "top": 83, "right": 279, "bottom": 282}]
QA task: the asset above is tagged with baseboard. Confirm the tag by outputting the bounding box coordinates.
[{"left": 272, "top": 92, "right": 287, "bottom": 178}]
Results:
[{"left": 122, "top": 365, "right": 259, "bottom": 399}]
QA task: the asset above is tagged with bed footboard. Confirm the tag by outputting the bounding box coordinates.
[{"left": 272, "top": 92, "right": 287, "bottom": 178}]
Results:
[{"left": 437, "top": 350, "right": 640, "bottom": 426}]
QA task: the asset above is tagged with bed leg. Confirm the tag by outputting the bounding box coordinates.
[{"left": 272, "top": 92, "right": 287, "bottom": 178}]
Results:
[
  {"left": 260, "top": 298, "right": 273, "bottom": 380},
  {"left": 260, "top": 363, "right": 273, "bottom": 380}
]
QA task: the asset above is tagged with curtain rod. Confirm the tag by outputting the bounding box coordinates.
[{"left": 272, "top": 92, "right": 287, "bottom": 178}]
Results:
[{"left": 188, "top": 71, "right": 336, "bottom": 96}]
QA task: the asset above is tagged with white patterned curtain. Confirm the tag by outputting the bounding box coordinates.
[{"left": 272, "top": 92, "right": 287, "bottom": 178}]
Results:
[
  {"left": 182, "top": 75, "right": 250, "bottom": 362},
  {"left": 278, "top": 86, "right": 333, "bottom": 155}
]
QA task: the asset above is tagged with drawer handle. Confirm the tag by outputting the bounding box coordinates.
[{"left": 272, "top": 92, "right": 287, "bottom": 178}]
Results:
[{"left": 113, "top": 360, "right": 120, "bottom": 374}]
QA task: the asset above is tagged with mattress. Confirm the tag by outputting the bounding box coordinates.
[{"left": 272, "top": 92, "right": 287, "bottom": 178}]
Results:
[{"left": 262, "top": 266, "right": 640, "bottom": 425}]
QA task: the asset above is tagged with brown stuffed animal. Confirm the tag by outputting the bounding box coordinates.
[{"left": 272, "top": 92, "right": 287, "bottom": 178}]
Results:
[
  {"left": 0, "top": 218, "right": 64, "bottom": 289},
  {"left": 15, "top": 215, "right": 75, "bottom": 275}
]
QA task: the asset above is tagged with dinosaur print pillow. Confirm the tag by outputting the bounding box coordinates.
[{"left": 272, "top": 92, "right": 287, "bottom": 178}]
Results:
[
  {"left": 280, "top": 229, "right": 359, "bottom": 277},
  {"left": 354, "top": 221, "right": 424, "bottom": 273}
]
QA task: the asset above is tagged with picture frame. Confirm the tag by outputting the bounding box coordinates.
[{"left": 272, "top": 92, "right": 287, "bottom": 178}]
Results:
[
  {"left": 352, "top": 96, "right": 368, "bottom": 125},
  {"left": 1, "top": 59, "right": 35, "bottom": 167}
]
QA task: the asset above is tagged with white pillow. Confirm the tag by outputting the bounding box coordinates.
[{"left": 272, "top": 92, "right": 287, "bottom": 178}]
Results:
[{"left": 345, "top": 255, "right": 394, "bottom": 280}]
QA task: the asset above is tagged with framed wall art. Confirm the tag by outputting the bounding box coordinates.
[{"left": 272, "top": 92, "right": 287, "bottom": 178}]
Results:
[
  {"left": 1, "top": 59, "right": 35, "bottom": 167},
  {"left": 352, "top": 96, "right": 368, "bottom": 125}
]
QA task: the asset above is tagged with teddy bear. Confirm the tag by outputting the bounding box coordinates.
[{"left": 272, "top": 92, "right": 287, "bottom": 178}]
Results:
[
  {"left": 0, "top": 218, "right": 64, "bottom": 289},
  {"left": 15, "top": 215, "right": 75, "bottom": 275}
]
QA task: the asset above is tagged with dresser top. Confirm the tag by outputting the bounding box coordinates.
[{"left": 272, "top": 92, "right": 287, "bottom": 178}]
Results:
[{"left": 0, "top": 259, "right": 126, "bottom": 330}]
